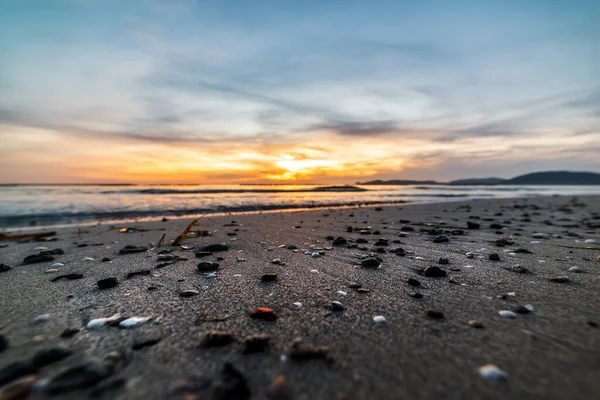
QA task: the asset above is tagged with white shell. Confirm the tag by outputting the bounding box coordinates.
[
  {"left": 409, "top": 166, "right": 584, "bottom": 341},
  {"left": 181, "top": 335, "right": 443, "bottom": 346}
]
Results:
[
  {"left": 336, "top": 290, "right": 347, "bottom": 296},
  {"left": 584, "top": 239, "right": 596, "bottom": 244},
  {"left": 293, "top": 302, "right": 303, "bottom": 307},
  {"left": 478, "top": 364, "right": 507, "bottom": 381},
  {"left": 34, "top": 246, "right": 48, "bottom": 251},
  {"left": 569, "top": 266, "right": 584, "bottom": 273},
  {"left": 82, "top": 257, "right": 94, "bottom": 261},
  {"left": 310, "top": 269, "right": 318, "bottom": 273},
  {"left": 49, "top": 263, "right": 64, "bottom": 268},
  {"left": 34, "top": 314, "right": 50, "bottom": 322},
  {"left": 119, "top": 316, "right": 151, "bottom": 328},
  {"left": 530, "top": 241, "right": 542, "bottom": 245},
  {"left": 373, "top": 315, "right": 387, "bottom": 324},
  {"left": 87, "top": 313, "right": 121, "bottom": 330},
  {"left": 466, "top": 252, "right": 475, "bottom": 258},
  {"left": 205, "top": 273, "right": 217, "bottom": 279},
  {"left": 311, "top": 252, "right": 321, "bottom": 257},
  {"left": 45, "top": 269, "right": 59, "bottom": 273},
  {"left": 498, "top": 310, "right": 517, "bottom": 319}
]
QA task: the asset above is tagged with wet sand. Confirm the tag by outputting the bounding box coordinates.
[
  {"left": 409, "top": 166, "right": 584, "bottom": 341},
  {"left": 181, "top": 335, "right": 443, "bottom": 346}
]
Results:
[{"left": 1, "top": 195, "right": 599, "bottom": 399}]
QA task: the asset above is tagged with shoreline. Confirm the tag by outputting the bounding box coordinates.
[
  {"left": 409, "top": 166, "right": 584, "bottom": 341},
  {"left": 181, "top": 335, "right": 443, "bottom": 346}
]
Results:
[{"left": 0, "top": 195, "right": 599, "bottom": 399}]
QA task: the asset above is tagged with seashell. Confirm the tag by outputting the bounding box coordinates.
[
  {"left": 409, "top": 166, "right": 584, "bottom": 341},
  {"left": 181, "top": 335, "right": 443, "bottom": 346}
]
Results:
[
  {"left": 35, "top": 314, "right": 50, "bottom": 323},
  {"left": 205, "top": 273, "right": 217, "bottom": 279},
  {"left": 311, "top": 252, "right": 321, "bottom": 257},
  {"left": 336, "top": 290, "right": 347, "bottom": 296},
  {"left": 530, "top": 241, "right": 542, "bottom": 245},
  {"left": 569, "top": 266, "right": 583, "bottom": 273},
  {"left": 45, "top": 269, "right": 59, "bottom": 273},
  {"left": 49, "top": 263, "right": 64, "bottom": 268},
  {"left": 82, "top": 257, "right": 94, "bottom": 261},
  {"left": 478, "top": 364, "right": 507, "bottom": 381},
  {"left": 584, "top": 239, "right": 596, "bottom": 244},
  {"left": 293, "top": 302, "right": 302, "bottom": 307},
  {"left": 331, "top": 301, "right": 344, "bottom": 311},
  {"left": 87, "top": 313, "right": 121, "bottom": 329},
  {"left": 34, "top": 246, "right": 48, "bottom": 251},
  {"left": 498, "top": 310, "right": 517, "bottom": 319},
  {"left": 119, "top": 316, "right": 152, "bottom": 328},
  {"left": 373, "top": 315, "right": 387, "bottom": 324}
]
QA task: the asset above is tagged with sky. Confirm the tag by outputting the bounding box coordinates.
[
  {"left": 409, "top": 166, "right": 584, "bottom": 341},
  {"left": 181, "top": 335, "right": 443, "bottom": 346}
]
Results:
[{"left": 0, "top": 0, "right": 599, "bottom": 184}]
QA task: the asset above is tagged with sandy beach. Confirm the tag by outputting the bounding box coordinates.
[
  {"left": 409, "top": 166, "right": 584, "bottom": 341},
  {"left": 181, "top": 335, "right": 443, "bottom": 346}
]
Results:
[{"left": 1, "top": 195, "right": 599, "bottom": 400}]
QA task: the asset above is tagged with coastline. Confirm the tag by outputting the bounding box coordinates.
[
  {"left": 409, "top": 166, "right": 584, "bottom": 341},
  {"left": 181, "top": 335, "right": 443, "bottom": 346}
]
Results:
[{"left": 0, "top": 195, "right": 599, "bottom": 399}]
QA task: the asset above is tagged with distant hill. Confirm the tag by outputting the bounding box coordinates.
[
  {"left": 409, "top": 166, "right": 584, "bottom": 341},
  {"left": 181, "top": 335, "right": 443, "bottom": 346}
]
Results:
[
  {"left": 501, "top": 171, "right": 600, "bottom": 185},
  {"left": 356, "top": 179, "right": 440, "bottom": 185},
  {"left": 357, "top": 171, "right": 600, "bottom": 185},
  {"left": 449, "top": 177, "right": 506, "bottom": 185}
]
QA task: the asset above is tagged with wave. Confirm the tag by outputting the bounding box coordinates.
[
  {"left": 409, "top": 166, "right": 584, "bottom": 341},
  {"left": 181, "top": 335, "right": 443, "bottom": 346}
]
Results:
[
  {"left": 413, "top": 186, "right": 549, "bottom": 191},
  {"left": 102, "top": 186, "right": 367, "bottom": 195}
]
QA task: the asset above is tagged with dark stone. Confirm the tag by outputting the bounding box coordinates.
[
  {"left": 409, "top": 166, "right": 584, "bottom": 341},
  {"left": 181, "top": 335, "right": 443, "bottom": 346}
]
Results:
[
  {"left": 119, "top": 245, "right": 148, "bottom": 255},
  {"left": 489, "top": 253, "right": 501, "bottom": 261},
  {"left": 132, "top": 336, "right": 161, "bottom": 350},
  {"left": 180, "top": 290, "right": 199, "bottom": 297},
  {"left": 101, "top": 257, "right": 111, "bottom": 262},
  {"left": 0, "top": 334, "right": 7, "bottom": 353},
  {"left": 195, "top": 251, "right": 213, "bottom": 257},
  {"left": 407, "top": 278, "right": 420, "bottom": 287},
  {"left": 433, "top": 236, "right": 449, "bottom": 243},
  {"left": 438, "top": 258, "right": 449, "bottom": 265},
  {"left": 332, "top": 237, "right": 347, "bottom": 245},
  {"left": 515, "top": 305, "right": 533, "bottom": 314},
  {"left": 374, "top": 238, "right": 389, "bottom": 246},
  {"left": 23, "top": 252, "right": 54, "bottom": 264},
  {"left": 375, "top": 247, "right": 386, "bottom": 254},
  {"left": 489, "top": 224, "right": 503, "bottom": 230},
  {"left": 325, "top": 235, "right": 334, "bottom": 241},
  {"left": 410, "top": 292, "right": 423, "bottom": 299},
  {"left": 60, "top": 328, "right": 80, "bottom": 338},
  {"left": 126, "top": 269, "right": 151, "bottom": 279},
  {"left": 199, "top": 244, "right": 229, "bottom": 252},
  {"left": 348, "top": 283, "right": 362, "bottom": 289},
  {"left": 514, "top": 248, "right": 533, "bottom": 254},
  {"left": 167, "top": 375, "right": 213, "bottom": 399},
  {"left": 361, "top": 258, "right": 380, "bottom": 268},
  {"left": 390, "top": 248, "right": 405, "bottom": 256},
  {"left": 213, "top": 363, "right": 251, "bottom": 400},
  {"left": 0, "top": 361, "right": 39, "bottom": 386},
  {"left": 51, "top": 274, "right": 84, "bottom": 282},
  {"left": 467, "top": 221, "right": 481, "bottom": 229},
  {"left": 97, "top": 277, "right": 118, "bottom": 289},
  {"left": 0, "top": 263, "right": 11, "bottom": 272},
  {"left": 197, "top": 261, "right": 220, "bottom": 272},
  {"left": 89, "top": 377, "right": 126, "bottom": 398},
  {"left": 45, "top": 359, "right": 112, "bottom": 394},
  {"left": 32, "top": 345, "right": 73, "bottom": 367},
  {"left": 356, "top": 238, "right": 368, "bottom": 244},
  {"left": 400, "top": 226, "right": 415, "bottom": 232},
  {"left": 330, "top": 301, "right": 344, "bottom": 311},
  {"left": 242, "top": 334, "right": 271, "bottom": 354},
  {"left": 588, "top": 321, "right": 598, "bottom": 328},
  {"left": 356, "top": 288, "right": 370, "bottom": 293},
  {"left": 286, "top": 244, "right": 297, "bottom": 250},
  {"left": 261, "top": 273, "right": 277, "bottom": 282},
  {"left": 427, "top": 310, "right": 444, "bottom": 319},
  {"left": 424, "top": 266, "right": 447, "bottom": 278},
  {"left": 250, "top": 307, "right": 277, "bottom": 321}
]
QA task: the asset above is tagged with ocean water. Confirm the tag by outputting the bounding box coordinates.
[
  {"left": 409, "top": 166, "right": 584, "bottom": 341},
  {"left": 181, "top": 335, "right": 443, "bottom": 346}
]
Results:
[{"left": 1, "top": 184, "right": 599, "bottom": 229}]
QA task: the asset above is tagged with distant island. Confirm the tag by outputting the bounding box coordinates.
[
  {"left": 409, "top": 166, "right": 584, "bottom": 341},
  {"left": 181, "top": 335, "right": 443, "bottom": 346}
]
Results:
[{"left": 357, "top": 171, "right": 600, "bottom": 185}]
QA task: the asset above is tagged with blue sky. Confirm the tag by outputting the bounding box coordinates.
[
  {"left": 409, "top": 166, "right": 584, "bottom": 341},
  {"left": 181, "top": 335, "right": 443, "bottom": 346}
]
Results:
[{"left": 0, "top": 0, "right": 599, "bottom": 183}]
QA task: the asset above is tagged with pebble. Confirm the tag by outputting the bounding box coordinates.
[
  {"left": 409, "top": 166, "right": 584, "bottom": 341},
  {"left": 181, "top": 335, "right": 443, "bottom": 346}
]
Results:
[
  {"left": 34, "top": 314, "right": 49, "bottom": 323},
  {"left": 49, "top": 262, "right": 64, "bottom": 268},
  {"left": 0, "top": 263, "right": 11, "bottom": 272},
  {"left": 87, "top": 314, "right": 122, "bottom": 330},
  {"left": 180, "top": 290, "right": 200, "bottom": 297},
  {"left": 569, "top": 266, "right": 584, "bottom": 273},
  {"left": 467, "top": 221, "right": 481, "bottom": 229},
  {"left": 514, "top": 248, "right": 532, "bottom": 254},
  {"left": 438, "top": 258, "right": 449, "bottom": 265},
  {"left": 0, "top": 375, "right": 38, "bottom": 400},
  {"left": 251, "top": 308, "right": 277, "bottom": 321},
  {"left": 242, "top": 334, "right": 271, "bottom": 353},
  {"left": 119, "top": 245, "right": 148, "bottom": 254},
  {"left": 180, "top": 245, "right": 195, "bottom": 250},
  {"left": 357, "top": 288, "right": 370, "bottom": 293},
  {"left": 498, "top": 310, "right": 517, "bottom": 319},
  {"left": 373, "top": 315, "right": 387, "bottom": 324},
  {"left": 433, "top": 236, "right": 449, "bottom": 243},
  {"left": 311, "top": 252, "right": 321, "bottom": 257},
  {"left": 126, "top": 269, "right": 151, "bottom": 279},
  {"left": 292, "top": 302, "right": 302, "bottom": 307},
  {"left": 32, "top": 345, "right": 73, "bottom": 367},
  {"left": 511, "top": 264, "right": 529, "bottom": 274},
  {"left": 468, "top": 320, "right": 484, "bottom": 329},
  {"left": 348, "top": 283, "right": 362, "bottom": 289},
  {"left": 465, "top": 252, "right": 475, "bottom": 258},
  {"left": 201, "top": 330, "right": 235, "bottom": 347},
  {"left": 361, "top": 258, "right": 380, "bottom": 268},
  {"left": 51, "top": 273, "right": 84, "bottom": 282},
  {"left": 271, "top": 258, "right": 281, "bottom": 264},
  {"left": 332, "top": 237, "right": 347, "bottom": 245},
  {"left": 45, "top": 268, "right": 59, "bottom": 273},
  {"left": 0, "top": 361, "right": 39, "bottom": 387},
  {"left": 23, "top": 252, "right": 54, "bottom": 264},
  {"left": 550, "top": 275, "right": 570, "bottom": 283},
  {"left": 197, "top": 261, "right": 220, "bottom": 272},
  {"left": 532, "top": 233, "right": 549, "bottom": 239},
  {"left": 424, "top": 266, "right": 447, "bottom": 277},
  {"left": 45, "top": 359, "right": 112, "bottom": 394},
  {"left": 410, "top": 292, "right": 423, "bottom": 299},
  {"left": 584, "top": 239, "right": 597, "bottom": 244},
  {"left": 0, "top": 335, "right": 7, "bottom": 353},
  {"left": 336, "top": 290, "right": 347, "bottom": 296},
  {"left": 205, "top": 273, "right": 217, "bottom": 279},
  {"left": 82, "top": 257, "right": 94, "bottom": 261},
  {"left": 101, "top": 257, "right": 112, "bottom": 262},
  {"left": 427, "top": 310, "right": 444, "bottom": 319},
  {"left": 199, "top": 244, "right": 229, "bottom": 252},
  {"left": 478, "top": 364, "right": 507, "bottom": 381},
  {"left": 331, "top": 301, "right": 345, "bottom": 311},
  {"left": 97, "top": 277, "right": 118, "bottom": 289},
  {"left": 489, "top": 253, "right": 500, "bottom": 261},
  {"left": 262, "top": 273, "right": 278, "bottom": 282},
  {"left": 119, "top": 316, "right": 152, "bottom": 328},
  {"left": 530, "top": 241, "right": 542, "bottom": 245},
  {"left": 515, "top": 304, "right": 535, "bottom": 314},
  {"left": 407, "top": 278, "right": 420, "bottom": 287}
]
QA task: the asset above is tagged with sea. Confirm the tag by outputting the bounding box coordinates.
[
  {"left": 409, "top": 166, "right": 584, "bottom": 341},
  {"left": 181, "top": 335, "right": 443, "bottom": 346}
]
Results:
[{"left": 1, "top": 184, "right": 600, "bottom": 229}]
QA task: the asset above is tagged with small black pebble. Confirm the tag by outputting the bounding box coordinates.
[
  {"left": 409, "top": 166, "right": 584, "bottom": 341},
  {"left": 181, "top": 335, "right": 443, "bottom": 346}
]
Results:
[
  {"left": 60, "top": 328, "right": 80, "bottom": 338},
  {"left": 97, "top": 277, "right": 118, "bottom": 289},
  {"left": 489, "top": 253, "right": 501, "bottom": 261},
  {"left": 438, "top": 258, "right": 449, "bottom": 265},
  {"left": 410, "top": 293, "right": 423, "bottom": 299},
  {"left": 101, "top": 257, "right": 111, "bottom": 262},
  {"left": 427, "top": 310, "right": 444, "bottom": 319},
  {"left": 407, "top": 278, "right": 420, "bottom": 287}
]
